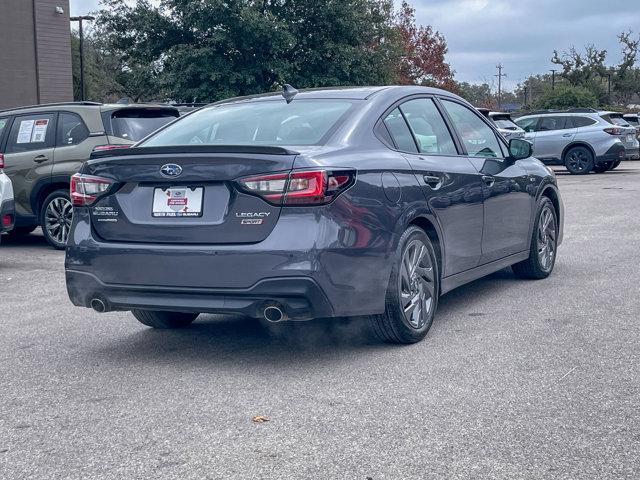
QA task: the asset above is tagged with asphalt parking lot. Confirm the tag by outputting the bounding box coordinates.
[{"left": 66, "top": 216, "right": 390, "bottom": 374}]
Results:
[{"left": 1, "top": 165, "right": 639, "bottom": 480}]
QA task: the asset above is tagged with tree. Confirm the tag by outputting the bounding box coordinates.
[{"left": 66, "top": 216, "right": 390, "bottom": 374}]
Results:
[
  {"left": 394, "top": 1, "right": 455, "bottom": 90},
  {"left": 533, "top": 85, "right": 598, "bottom": 110},
  {"left": 94, "top": 0, "right": 404, "bottom": 102},
  {"left": 455, "top": 82, "right": 493, "bottom": 107}
]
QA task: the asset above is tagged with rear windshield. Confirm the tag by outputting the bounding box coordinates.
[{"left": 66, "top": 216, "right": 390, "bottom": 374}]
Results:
[
  {"left": 623, "top": 116, "right": 639, "bottom": 126},
  {"left": 108, "top": 109, "right": 179, "bottom": 141},
  {"left": 141, "top": 99, "right": 355, "bottom": 147},
  {"left": 493, "top": 118, "right": 519, "bottom": 130},
  {"left": 603, "top": 114, "right": 630, "bottom": 127}
]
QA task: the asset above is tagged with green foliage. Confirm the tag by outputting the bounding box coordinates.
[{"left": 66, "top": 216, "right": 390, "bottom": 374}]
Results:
[{"left": 533, "top": 85, "right": 598, "bottom": 110}]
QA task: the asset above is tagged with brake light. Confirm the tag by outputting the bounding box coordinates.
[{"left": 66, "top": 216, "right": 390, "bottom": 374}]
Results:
[
  {"left": 70, "top": 173, "right": 114, "bottom": 207},
  {"left": 237, "top": 169, "right": 354, "bottom": 205},
  {"left": 92, "top": 144, "right": 131, "bottom": 152},
  {"left": 604, "top": 127, "right": 624, "bottom": 135},
  {"left": 0, "top": 153, "right": 4, "bottom": 169},
  {"left": 2, "top": 214, "right": 12, "bottom": 228}
]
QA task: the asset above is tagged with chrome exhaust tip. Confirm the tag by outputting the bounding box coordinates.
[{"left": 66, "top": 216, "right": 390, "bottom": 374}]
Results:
[
  {"left": 90, "top": 298, "right": 107, "bottom": 313},
  {"left": 263, "top": 305, "right": 285, "bottom": 323}
]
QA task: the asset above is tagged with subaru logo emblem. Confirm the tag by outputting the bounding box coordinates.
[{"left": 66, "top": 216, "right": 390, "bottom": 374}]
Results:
[{"left": 160, "top": 164, "right": 183, "bottom": 177}]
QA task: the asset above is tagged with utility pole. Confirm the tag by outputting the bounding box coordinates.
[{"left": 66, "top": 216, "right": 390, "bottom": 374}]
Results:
[
  {"left": 70, "top": 15, "right": 95, "bottom": 101},
  {"left": 550, "top": 69, "right": 557, "bottom": 90},
  {"left": 495, "top": 63, "right": 507, "bottom": 110},
  {"left": 523, "top": 86, "right": 528, "bottom": 107}
]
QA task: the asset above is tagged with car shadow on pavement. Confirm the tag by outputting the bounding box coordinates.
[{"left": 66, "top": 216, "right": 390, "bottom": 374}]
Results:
[
  {"left": 1, "top": 231, "right": 50, "bottom": 248},
  {"left": 91, "top": 268, "right": 523, "bottom": 368}
]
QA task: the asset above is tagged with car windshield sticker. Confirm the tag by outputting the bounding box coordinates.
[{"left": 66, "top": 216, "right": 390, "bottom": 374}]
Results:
[
  {"left": 31, "top": 119, "right": 49, "bottom": 142},
  {"left": 17, "top": 120, "right": 35, "bottom": 143}
]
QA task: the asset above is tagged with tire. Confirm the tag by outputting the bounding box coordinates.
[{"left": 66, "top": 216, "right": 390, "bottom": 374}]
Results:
[
  {"left": 40, "top": 189, "right": 73, "bottom": 250},
  {"left": 512, "top": 197, "right": 558, "bottom": 280},
  {"left": 609, "top": 159, "right": 622, "bottom": 170},
  {"left": 131, "top": 310, "right": 199, "bottom": 329},
  {"left": 371, "top": 226, "right": 439, "bottom": 344},
  {"left": 564, "top": 146, "right": 594, "bottom": 174},
  {"left": 593, "top": 162, "right": 612, "bottom": 173},
  {"left": 6, "top": 226, "right": 37, "bottom": 236}
]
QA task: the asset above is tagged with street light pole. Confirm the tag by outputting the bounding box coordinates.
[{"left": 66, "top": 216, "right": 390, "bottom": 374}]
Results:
[
  {"left": 550, "top": 69, "right": 557, "bottom": 90},
  {"left": 70, "top": 15, "right": 95, "bottom": 101}
]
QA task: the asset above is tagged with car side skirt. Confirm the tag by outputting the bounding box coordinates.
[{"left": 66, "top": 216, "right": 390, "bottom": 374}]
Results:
[{"left": 440, "top": 250, "right": 530, "bottom": 295}]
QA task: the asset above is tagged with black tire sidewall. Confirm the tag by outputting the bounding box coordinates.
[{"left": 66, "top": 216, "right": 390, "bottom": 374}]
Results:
[
  {"left": 40, "top": 189, "right": 72, "bottom": 250},
  {"left": 531, "top": 197, "right": 558, "bottom": 275}
]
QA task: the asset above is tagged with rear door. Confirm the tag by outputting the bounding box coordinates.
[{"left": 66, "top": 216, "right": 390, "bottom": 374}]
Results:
[
  {"left": 1, "top": 112, "right": 57, "bottom": 219},
  {"left": 532, "top": 116, "right": 576, "bottom": 160},
  {"left": 384, "top": 97, "right": 485, "bottom": 276}
]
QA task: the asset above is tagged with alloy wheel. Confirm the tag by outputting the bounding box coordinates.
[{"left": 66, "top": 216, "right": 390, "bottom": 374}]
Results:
[
  {"left": 398, "top": 239, "right": 435, "bottom": 329},
  {"left": 537, "top": 205, "right": 557, "bottom": 272},
  {"left": 45, "top": 197, "right": 73, "bottom": 246},
  {"left": 566, "top": 150, "right": 590, "bottom": 173}
]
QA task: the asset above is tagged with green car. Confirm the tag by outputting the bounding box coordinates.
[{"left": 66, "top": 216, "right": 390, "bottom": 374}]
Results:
[{"left": 0, "top": 102, "right": 179, "bottom": 248}]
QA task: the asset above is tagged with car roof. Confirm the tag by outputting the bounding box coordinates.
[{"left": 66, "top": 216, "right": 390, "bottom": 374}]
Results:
[{"left": 210, "top": 85, "right": 463, "bottom": 106}]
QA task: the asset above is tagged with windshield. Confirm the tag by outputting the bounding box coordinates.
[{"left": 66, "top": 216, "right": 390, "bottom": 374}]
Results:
[
  {"left": 141, "top": 99, "right": 355, "bottom": 147},
  {"left": 109, "top": 109, "right": 179, "bottom": 141},
  {"left": 493, "top": 118, "right": 519, "bottom": 130}
]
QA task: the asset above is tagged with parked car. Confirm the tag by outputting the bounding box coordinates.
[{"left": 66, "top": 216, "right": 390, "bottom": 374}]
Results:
[
  {"left": 0, "top": 101, "right": 180, "bottom": 248},
  {"left": 65, "top": 85, "right": 563, "bottom": 344},
  {"left": 622, "top": 113, "right": 640, "bottom": 138},
  {"left": 477, "top": 108, "right": 525, "bottom": 141},
  {"left": 0, "top": 152, "right": 15, "bottom": 243},
  {"left": 514, "top": 109, "right": 638, "bottom": 174}
]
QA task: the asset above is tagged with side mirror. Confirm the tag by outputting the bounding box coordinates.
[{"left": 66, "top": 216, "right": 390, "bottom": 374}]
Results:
[{"left": 509, "top": 138, "right": 532, "bottom": 160}]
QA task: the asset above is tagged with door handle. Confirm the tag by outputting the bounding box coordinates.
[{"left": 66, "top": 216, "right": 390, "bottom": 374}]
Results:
[
  {"left": 423, "top": 174, "right": 443, "bottom": 189},
  {"left": 562, "top": 133, "right": 573, "bottom": 137},
  {"left": 33, "top": 155, "right": 49, "bottom": 163},
  {"left": 482, "top": 175, "right": 495, "bottom": 187}
]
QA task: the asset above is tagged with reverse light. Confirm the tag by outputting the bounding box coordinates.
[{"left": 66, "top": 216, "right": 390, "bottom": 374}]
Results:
[
  {"left": 603, "top": 127, "right": 624, "bottom": 135},
  {"left": 237, "top": 169, "right": 355, "bottom": 206},
  {"left": 70, "top": 173, "right": 114, "bottom": 206}
]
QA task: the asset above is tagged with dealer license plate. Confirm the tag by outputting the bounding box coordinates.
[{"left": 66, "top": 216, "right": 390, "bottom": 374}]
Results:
[{"left": 152, "top": 187, "right": 203, "bottom": 217}]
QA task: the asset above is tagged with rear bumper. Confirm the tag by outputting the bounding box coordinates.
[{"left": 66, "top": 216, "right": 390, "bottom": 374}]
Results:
[
  {"left": 66, "top": 270, "right": 333, "bottom": 320},
  {"left": 65, "top": 205, "right": 394, "bottom": 319},
  {"left": 0, "top": 199, "right": 14, "bottom": 234},
  {"left": 596, "top": 143, "right": 626, "bottom": 165}
]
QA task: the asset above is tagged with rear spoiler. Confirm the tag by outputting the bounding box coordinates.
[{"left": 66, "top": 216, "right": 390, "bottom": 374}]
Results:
[{"left": 89, "top": 145, "right": 300, "bottom": 160}]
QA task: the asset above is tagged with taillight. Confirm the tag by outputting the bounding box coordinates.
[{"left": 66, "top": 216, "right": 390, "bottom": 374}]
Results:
[
  {"left": 92, "top": 144, "right": 131, "bottom": 152},
  {"left": 604, "top": 127, "right": 624, "bottom": 135},
  {"left": 237, "top": 169, "right": 355, "bottom": 206},
  {"left": 2, "top": 214, "right": 12, "bottom": 228},
  {"left": 0, "top": 153, "right": 4, "bottom": 169},
  {"left": 70, "top": 174, "right": 114, "bottom": 207}
]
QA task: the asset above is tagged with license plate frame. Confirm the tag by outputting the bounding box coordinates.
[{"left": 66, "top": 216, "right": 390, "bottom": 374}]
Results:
[{"left": 152, "top": 186, "right": 204, "bottom": 218}]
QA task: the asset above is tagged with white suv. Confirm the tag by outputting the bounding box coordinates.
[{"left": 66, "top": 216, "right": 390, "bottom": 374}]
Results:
[
  {"left": 515, "top": 109, "right": 638, "bottom": 174},
  {"left": 0, "top": 153, "right": 15, "bottom": 243}
]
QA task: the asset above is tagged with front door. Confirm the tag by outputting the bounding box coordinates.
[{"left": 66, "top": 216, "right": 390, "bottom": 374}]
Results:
[
  {"left": 384, "top": 98, "right": 484, "bottom": 276},
  {"left": 439, "top": 99, "right": 534, "bottom": 263},
  {"left": 1, "top": 113, "right": 57, "bottom": 222}
]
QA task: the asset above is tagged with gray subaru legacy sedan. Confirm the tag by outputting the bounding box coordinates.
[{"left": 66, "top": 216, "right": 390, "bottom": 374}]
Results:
[{"left": 65, "top": 86, "right": 563, "bottom": 344}]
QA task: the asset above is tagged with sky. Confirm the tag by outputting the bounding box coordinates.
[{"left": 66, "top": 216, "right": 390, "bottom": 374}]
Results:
[{"left": 69, "top": 0, "right": 640, "bottom": 91}]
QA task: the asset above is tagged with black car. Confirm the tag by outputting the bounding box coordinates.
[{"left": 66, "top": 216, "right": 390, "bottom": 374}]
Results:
[{"left": 65, "top": 86, "right": 563, "bottom": 344}]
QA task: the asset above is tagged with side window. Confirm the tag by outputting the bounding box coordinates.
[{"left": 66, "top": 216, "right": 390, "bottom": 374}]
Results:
[
  {"left": 516, "top": 117, "right": 538, "bottom": 132},
  {"left": 0, "top": 117, "right": 9, "bottom": 140},
  {"left": 57, "top": 112, "right": 90, "bottom": 146},
  {"left": 398, "top": 98, "right": 457, "bottom": 155},
  {"left": 538, "top": 116, "right": 566, "bottom": 131},
  {"left": 441, "top": 100, "right": 503, "bottom": 158},
  {"left": 5, "top": 113, "right": 56, "bottom": 153},
  {"left": 383, "top": 108, "right": 417, "bottom": 153}
]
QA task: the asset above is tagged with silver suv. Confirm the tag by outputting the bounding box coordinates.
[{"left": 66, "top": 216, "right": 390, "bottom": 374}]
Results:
[
  {"left": 515, "top": 109, "right": 639, "bottom": 174},
  {"left": 476, "top": 109, "right": 525, "bottom": 141}
]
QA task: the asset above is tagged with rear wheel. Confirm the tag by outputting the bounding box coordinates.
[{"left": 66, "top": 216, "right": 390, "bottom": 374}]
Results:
[
  {"left": 512, "top": 197, "right": 558, "bottom": 279},
  {"left": 609, "top": 159, "right": 622, "bottom": 170},
  {"left": 564, "top": 146, "right": 594, "bottom": 174},
  {"left": 40, "top": 189, "right": 73, "bottom": 249},
  {"left": 371, "top": 226, "right": 439, "bottom": 344},
  {"left": 131, "top": 310, "right": 199, "bottom": 329}
]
